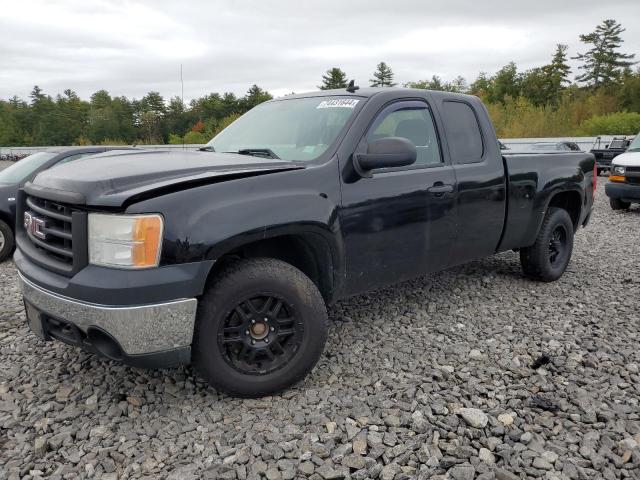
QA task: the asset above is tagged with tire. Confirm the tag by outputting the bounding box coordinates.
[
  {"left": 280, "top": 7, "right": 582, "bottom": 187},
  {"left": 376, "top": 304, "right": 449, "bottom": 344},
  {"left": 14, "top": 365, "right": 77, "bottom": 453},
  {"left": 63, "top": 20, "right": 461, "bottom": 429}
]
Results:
[
  {"left": 610, "top": 198, "right": 631, "bottom": 210},
  {"left": 0, "top": 220, "right": 15, "bottom": 263},
  {"left": 520, "top": 207, "right": 574, "bottom": 282},
  {"left": 192, "top": 257, "right": 328, "bottom": 397}
]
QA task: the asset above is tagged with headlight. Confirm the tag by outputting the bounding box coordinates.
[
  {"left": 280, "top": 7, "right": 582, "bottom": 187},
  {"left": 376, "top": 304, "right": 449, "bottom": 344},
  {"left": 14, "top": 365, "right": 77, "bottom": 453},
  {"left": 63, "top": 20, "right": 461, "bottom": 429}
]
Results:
[
  {"left": 88, "top": 213, "right": 163, "bottom": 269},
  {"left": 613, "top": 165, "right": 626, "bottom": 175}
]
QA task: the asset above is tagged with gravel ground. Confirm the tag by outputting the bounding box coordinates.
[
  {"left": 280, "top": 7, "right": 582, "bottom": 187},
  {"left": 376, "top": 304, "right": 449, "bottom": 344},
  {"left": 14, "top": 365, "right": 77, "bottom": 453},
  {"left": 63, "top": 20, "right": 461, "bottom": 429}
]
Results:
[{"left": 1, "top": 187, "right": 639, "bottom": 480}]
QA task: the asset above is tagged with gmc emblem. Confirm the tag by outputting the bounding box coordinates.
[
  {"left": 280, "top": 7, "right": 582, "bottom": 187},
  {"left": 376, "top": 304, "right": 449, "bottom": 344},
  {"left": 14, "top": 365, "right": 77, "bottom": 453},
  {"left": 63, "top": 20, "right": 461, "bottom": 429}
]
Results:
[{"left": 24, "top": 212, "right": 47, "bottom": 240}]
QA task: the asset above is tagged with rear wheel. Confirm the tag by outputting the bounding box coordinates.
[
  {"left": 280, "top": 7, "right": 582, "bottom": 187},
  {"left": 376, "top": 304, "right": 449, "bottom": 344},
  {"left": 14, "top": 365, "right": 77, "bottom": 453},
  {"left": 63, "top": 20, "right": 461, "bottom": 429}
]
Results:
[
  {"left": 520, "top": 207, "right": 574, "bottom": 282},
  {"left": 610, "top": 198, "right": 631, "bottom": 210},
  {"left": 0, "top": 220, "right": 14, "bottom": 262},
  {"left": 192, "top": 258, "right": 328, "bottom": 397}
]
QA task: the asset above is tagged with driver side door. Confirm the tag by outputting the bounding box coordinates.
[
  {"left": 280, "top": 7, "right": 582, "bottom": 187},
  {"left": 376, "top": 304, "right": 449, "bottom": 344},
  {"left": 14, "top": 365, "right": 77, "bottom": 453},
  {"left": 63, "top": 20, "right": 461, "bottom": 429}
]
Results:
[{"left": 339, "top": 99, "right": 458, "bottom": 296}]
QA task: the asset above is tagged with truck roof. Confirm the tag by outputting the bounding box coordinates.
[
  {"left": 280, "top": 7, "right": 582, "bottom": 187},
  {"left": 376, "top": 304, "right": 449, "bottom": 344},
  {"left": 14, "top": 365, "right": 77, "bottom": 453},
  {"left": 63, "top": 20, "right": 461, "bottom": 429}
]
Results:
[
  {"left": 277, "top": 87, "right": 476, "bottom": 102},
  {"left": 41, "top": 146, "right": 136, "bottom": 154}
]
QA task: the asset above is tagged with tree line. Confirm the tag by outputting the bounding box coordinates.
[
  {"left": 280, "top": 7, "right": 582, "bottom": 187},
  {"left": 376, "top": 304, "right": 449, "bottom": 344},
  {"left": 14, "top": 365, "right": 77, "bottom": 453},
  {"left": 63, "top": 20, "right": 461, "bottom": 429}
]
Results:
[
  {"left": 0, "top": 84, "right": 272, "bottom": 147},
  {"left": 1, "top": 19, "right": 639, "bottom": 147}
]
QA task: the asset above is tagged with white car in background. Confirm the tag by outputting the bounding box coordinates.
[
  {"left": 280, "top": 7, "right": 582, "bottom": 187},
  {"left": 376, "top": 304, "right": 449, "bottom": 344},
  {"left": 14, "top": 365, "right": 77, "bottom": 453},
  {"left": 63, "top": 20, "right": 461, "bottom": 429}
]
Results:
[{"left": 605, "top": 133, "right": 640, "bottom": 210}]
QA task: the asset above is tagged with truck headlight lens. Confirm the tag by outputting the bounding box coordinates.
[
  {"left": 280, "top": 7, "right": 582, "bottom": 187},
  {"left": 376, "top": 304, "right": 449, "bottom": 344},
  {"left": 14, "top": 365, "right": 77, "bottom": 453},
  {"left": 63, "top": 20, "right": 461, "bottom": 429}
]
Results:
[
  {"left": 88, "top": 214, "right": 163, "bottom": 269},
  {"left": 613, "top": 165, "right": 625, "bottom": 175}
]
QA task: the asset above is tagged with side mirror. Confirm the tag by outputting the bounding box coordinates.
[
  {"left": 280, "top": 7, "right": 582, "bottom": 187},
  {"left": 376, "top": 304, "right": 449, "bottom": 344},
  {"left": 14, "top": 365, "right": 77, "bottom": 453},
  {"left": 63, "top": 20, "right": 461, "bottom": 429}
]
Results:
[{"left": 353, "top": 137, "right": 417, "bottom": 178}]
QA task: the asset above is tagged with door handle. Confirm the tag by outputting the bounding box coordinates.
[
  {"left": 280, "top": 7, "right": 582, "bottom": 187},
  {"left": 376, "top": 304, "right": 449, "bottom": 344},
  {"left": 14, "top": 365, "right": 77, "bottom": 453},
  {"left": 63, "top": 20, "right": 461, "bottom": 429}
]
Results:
[{"left": 427, "top": 184, "right": 454, "bottom": 196}]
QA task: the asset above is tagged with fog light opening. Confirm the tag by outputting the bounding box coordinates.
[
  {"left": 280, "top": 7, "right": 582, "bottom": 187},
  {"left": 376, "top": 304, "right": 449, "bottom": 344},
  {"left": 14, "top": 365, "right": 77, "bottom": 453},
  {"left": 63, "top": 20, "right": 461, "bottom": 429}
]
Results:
[{"left": 88, "top": 328, "right": 124, "bottom": 361}]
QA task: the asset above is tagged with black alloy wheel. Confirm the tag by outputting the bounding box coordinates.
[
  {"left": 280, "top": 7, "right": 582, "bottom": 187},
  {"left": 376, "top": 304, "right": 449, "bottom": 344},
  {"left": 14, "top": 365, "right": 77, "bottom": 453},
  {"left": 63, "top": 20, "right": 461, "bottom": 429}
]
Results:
[
  {"left": 192, "top": 257, "right": 328, "bottom": 397},
  {"left": 520, "top": 207, "right": 574, "bottom": 282},
  {"left": 548, "top": 225, "right": 567, "bottom": 265},
  {"left": 218, "top": 295, "right": 303, "bottom": 375}
]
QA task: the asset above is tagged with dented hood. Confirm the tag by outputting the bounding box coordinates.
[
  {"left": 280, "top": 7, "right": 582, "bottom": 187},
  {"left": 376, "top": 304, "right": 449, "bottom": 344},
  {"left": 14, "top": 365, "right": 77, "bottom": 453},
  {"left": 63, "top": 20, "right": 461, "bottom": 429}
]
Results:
[{"left": 26, "top": 149, "right": 304, "bottom": 207}]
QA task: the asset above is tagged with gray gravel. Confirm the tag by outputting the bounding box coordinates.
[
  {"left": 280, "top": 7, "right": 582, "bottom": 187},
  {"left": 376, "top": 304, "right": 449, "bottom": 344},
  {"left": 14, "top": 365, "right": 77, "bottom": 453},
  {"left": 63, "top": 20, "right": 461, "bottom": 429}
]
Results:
[{"left": 1, "top": 187, "right": 639, "bottom": 480}]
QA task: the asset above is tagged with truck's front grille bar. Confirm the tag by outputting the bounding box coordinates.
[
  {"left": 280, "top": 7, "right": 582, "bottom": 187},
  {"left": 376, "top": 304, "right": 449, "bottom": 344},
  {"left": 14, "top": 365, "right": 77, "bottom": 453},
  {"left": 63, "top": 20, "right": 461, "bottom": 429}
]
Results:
[
  {"left": 20, "top": 193, "right": 89, "bottom": 276},
  {"left": 25, "top": 196, "right": 75, "bottom": 265}
]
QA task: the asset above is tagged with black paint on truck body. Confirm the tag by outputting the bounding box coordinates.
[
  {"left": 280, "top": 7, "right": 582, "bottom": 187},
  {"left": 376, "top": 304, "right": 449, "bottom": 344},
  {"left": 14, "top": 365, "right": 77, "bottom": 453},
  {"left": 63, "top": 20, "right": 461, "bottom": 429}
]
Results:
[{"left": 17, "top": 88, "right": 595, "bottom": 305}]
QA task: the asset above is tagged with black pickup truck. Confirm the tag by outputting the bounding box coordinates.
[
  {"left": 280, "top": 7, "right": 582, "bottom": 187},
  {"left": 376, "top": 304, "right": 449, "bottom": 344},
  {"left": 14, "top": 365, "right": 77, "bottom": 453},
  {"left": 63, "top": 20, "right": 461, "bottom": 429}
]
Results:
[{"left": 15, "top": 88, "right": 596, "bottom": 397}]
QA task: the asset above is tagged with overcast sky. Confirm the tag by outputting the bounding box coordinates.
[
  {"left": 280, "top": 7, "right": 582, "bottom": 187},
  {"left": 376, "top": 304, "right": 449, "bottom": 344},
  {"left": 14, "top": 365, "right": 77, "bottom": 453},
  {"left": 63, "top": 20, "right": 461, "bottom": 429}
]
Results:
[{"left": 1, "top": 0, "right": 639, "bottom": 102}]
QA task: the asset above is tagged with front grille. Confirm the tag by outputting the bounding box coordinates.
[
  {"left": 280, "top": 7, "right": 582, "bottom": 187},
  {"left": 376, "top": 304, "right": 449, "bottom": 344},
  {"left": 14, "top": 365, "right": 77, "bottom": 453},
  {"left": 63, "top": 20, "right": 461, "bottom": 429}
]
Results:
[
  {"left": 626, "top": 166, "right": 640, "bottom": 185},
  {"left": 20, "top": 192, "right": 88, "bottom": 276},
  {"left": 26, "top": 196, "right": 74, "bottom": 265}
]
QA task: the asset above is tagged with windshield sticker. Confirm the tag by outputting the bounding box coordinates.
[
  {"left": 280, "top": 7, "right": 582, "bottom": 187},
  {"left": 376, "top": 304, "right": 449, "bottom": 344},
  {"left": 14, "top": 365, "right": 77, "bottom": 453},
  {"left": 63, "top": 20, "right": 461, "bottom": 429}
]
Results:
[{"left": 317, "top": 99, "right": 360, "bottom": 109}]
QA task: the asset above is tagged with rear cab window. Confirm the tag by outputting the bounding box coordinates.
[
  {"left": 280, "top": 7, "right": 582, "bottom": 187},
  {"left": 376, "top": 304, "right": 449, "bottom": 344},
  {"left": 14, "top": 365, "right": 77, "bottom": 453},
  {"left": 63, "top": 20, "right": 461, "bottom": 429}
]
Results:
[{"left": 441, "top": 101, "right": 484, "bottom": 164}]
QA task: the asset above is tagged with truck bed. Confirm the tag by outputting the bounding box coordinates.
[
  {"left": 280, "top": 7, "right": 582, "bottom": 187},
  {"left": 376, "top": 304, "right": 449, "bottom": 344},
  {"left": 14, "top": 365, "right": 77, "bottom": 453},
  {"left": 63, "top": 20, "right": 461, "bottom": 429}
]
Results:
[{"left": 498, "top": 152, "right": 596, "bottom": 252}]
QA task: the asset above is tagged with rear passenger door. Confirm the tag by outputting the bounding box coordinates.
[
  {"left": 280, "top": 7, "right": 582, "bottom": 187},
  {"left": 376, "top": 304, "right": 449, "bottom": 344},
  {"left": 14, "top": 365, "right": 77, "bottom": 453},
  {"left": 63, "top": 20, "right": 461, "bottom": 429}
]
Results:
[
  {"left": 339, "top": 99, "right": 458, "bottom": 296},
  {"left": 437, "top": 98, "right": 506, "bottom": 265}
]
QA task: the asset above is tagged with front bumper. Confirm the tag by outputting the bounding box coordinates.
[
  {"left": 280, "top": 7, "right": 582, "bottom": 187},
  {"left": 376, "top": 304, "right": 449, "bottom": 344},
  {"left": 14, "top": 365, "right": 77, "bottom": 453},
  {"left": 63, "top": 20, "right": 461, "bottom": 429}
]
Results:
[
  {"left": 605, "top": 182, "right": 640, "bottom": 202},
  {"left": 19, "top": 272, "right": 197, "bottom": 368}
]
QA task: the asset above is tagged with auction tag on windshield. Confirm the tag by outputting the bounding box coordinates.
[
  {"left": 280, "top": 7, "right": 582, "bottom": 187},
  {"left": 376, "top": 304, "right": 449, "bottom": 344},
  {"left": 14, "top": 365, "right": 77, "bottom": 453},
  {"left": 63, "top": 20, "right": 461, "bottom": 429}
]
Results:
[{"left": 317, "top": 99, "right": 360, "bottom": 109}]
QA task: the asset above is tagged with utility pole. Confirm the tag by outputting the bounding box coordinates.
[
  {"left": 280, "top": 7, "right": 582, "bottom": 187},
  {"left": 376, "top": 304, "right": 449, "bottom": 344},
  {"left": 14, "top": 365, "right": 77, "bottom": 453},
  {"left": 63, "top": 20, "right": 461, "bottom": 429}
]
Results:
[{"left": 181, "top": 64, "right": 185, "bottom": 150}]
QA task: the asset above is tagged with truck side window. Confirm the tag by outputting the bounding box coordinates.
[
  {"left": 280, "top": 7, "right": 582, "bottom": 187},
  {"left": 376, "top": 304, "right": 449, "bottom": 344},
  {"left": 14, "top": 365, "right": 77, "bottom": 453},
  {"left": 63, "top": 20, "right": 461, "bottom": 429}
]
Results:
[
  {"left": 367, "top": 106, "right": 441, "bottom": 166},
  {"left": 442, "top": 101, "right": 484, "bottom": 164}
]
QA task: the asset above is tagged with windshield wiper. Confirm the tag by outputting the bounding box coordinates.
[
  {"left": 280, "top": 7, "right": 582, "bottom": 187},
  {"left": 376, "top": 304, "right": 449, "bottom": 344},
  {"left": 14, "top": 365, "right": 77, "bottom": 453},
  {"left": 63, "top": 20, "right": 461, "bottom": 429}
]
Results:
[
  {"left": 233, "top": 148, "right": 280, "bottom": 160},
  {"left": 198, "top": 145, "right": 215, "bottom": 152}
]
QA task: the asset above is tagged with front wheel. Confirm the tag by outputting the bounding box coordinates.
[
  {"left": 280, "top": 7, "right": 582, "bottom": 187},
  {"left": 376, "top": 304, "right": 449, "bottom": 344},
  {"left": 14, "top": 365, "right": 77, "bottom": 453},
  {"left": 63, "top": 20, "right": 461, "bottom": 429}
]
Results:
[
  {"left": 610, "top": 198, "right": 631, "bottom": 210},
  {"left": 520, "top": 207, "right": 574, "bottom": 282},
  {"left": 0, "top": 220, "right": 15, "bottom": 262},
  {"left": 192, "top": 258, "right": 328, "bottom": 397}
]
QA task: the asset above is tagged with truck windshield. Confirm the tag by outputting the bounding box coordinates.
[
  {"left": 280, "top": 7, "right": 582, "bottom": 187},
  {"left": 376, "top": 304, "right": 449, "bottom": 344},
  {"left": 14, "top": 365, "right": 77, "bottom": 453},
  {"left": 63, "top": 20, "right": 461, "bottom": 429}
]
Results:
[
  {"left": 628, "top": 135, "right": 640, "bottom": 152},
  {"left": 0, "top": 152, "right": 56, "bottom": 184},
  {"left": 205, "top": 96, "right": 361, "bottom": 161}
]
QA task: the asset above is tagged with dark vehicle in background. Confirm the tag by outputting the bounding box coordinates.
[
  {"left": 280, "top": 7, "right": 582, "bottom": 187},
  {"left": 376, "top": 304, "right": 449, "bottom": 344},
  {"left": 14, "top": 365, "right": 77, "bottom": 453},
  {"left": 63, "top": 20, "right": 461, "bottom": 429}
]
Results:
[
  {"left": 15, "top": 88, "right": 596, "bottom": 397},
  {"left": 0, "top": 147, "right": 133, "bottom": 262},
  {"left": 530, "top": 141, "right": 582, "bottom": 152},
  {"left": 591, "top": 136, "right": 633, "bottom": 175}
]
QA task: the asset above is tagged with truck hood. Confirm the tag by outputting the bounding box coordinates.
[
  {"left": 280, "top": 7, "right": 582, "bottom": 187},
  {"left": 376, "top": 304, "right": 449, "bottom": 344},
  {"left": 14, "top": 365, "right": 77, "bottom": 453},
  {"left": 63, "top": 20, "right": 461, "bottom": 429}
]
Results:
[
  {"left": 611, "top": 150, "right": 640, "bottom": 167},
  {"left": 26, "top": 149, "right": 304, "bottom": 208}
]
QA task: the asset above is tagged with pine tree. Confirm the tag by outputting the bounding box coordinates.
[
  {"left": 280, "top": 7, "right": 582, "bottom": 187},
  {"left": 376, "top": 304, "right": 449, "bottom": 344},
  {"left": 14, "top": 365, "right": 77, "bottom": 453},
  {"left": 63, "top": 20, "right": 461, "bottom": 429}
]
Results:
[
  {"left": 545, "top": 44, "right": 572, "bottom": 88},
  {"left": 319, "top": 68, "right": 348, "bottom": 90},
  {"left": 370, "top": 62, "right": 396, "bottom": 87},
  {"left": 241, "top": 85, "right": 273, "bottom": 110},
  {"left": 573, "top": 19, "right": 636, "bottom": 87},
  {"left": 540, "top": 44, "right": 572, "bottom": 106},
  {"left": 29, "top": 85, "right": 45, "bottom": 104}
]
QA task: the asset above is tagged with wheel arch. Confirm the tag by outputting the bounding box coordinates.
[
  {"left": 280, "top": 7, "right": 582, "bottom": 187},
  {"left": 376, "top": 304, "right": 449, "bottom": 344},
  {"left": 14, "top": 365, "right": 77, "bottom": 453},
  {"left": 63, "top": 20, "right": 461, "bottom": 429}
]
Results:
[
  {"left": 0, "top": 211, "right": 14, "bottom": 231},
  {"left": 204, "top": 228, "right": 341, "bottom": 305},
  {"left": 545, "top": 189, "right": 583, "bottom": 231}
]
